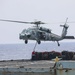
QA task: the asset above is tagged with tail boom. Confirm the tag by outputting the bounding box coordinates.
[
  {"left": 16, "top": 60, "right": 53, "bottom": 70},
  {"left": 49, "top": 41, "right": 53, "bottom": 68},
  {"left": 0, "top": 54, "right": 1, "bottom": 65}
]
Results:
[
  {"left": 63, "top": 36, "right": 74, "bottom": 39},
  {"left": 61, "top": 24, "right": 69, "bottom": 38}
]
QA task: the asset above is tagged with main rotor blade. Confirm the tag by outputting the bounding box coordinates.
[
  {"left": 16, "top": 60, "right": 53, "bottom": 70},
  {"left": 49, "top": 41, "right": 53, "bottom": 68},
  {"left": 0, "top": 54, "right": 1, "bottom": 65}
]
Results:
[
  {"left": 0, "top": 19, "right": 32, "bottom": 24},
  {"left": 0, "top": 19, "right": 46, "bottom": 25},
  {"left": 0, "top": 19, "right": 44, "bottom": 24}
]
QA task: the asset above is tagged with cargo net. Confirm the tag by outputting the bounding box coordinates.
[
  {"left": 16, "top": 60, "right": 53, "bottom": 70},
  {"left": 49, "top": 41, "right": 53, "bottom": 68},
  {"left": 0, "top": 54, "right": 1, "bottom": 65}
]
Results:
[{"left": 31, "top": 50, "right": 75, "bottom": 60}]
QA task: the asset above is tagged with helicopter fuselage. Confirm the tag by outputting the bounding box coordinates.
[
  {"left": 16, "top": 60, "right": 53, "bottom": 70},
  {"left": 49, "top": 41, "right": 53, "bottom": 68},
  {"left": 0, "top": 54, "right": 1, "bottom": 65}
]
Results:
[
  {"left": 19, "top": 24, "right": 74, "bottom": 46},
  {"left": 19, "top": 27, "right": 62, "bottom": 42}
]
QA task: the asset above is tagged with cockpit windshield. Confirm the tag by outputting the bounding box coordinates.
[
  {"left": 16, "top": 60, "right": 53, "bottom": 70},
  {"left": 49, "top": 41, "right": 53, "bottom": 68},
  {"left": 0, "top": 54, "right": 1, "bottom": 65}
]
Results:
[
  {"left": 21, "top": 29, "right": 26, "bottom": 34},
  {"left": 21, "top": 28, "right": 32, "bottom": 34}
]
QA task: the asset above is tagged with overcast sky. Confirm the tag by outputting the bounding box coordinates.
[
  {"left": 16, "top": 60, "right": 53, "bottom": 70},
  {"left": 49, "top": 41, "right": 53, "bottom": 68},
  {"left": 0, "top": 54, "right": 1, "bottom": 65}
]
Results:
[{"left": 0, "top": 0, "right": 75, "bottom": 44}]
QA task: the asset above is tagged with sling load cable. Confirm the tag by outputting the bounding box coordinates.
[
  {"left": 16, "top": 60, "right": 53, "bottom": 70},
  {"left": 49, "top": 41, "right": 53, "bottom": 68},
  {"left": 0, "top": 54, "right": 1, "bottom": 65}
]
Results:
[{"left": 33, "top": 42, "right": 37, "bottom": 51}]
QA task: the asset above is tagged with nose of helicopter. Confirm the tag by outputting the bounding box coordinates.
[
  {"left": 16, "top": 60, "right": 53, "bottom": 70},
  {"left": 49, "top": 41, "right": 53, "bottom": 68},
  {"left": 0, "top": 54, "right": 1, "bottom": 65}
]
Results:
[
  {"left": 19, "top": 33, "right": 31, "bottom": 39},
  {"left": 25, "top": 33, "right": 31, "bottom": 38},
  {"left": 19, "top": 33, "right": 25, "bottom": 39}
]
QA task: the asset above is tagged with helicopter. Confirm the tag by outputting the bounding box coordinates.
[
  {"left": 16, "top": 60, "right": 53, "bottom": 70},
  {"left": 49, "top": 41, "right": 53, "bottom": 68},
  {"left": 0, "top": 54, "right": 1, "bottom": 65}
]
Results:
[{"left": 0, "top": 18, "right": 74, "bottom": 46}]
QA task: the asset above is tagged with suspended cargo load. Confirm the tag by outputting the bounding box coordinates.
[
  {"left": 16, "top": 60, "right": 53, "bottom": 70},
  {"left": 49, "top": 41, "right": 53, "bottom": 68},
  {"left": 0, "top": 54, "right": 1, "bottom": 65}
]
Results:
[
  {"left": 31, "top": 51, "right": 61, "bottom": 60},
  {"left": 32, "top": 50, "right": 75, "bottom": 60}
]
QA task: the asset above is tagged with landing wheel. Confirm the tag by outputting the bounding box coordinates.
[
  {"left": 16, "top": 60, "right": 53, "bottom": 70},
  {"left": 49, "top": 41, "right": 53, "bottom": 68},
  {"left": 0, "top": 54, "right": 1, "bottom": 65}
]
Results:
[
  {"left": 25, "top": 40, "right": 28, "bottom": 44},
  {"left": 57, "top": 41, "right": 60, "bottom": 46},
  {"left": 58, "top": 43, "right": 60, "bottom": 46},
  {"left": 37, "top": 40, "right": 41, "bottom": 44}
]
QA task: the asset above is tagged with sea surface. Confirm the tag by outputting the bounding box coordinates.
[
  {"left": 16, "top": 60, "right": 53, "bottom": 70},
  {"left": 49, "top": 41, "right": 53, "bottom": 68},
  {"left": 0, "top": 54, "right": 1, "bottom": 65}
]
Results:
[{"left": 0, "top": 42, "right": 75, "bottom": 60}]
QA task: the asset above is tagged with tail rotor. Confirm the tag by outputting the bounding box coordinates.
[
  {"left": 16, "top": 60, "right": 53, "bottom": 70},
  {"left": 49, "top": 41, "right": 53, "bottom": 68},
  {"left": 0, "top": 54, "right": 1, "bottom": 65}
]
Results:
[{"left": 60, "top": 18, "right": 69, "bottom": 28}]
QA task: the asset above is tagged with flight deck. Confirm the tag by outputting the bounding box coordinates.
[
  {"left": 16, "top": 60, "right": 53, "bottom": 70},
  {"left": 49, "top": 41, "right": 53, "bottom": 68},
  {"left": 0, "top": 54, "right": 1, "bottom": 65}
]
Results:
[
  {"left": 0, "top": 60, "right": 55, "bottom": 68},
  {"left": 0, "top": 60, "right": 55, "bottom": 75}
]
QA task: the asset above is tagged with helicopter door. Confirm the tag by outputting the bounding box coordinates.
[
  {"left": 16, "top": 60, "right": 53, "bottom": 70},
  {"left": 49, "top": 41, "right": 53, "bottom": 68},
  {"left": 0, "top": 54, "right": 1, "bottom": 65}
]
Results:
[{"left": 38, "top": 32, "right": 46, "bottom": 40}]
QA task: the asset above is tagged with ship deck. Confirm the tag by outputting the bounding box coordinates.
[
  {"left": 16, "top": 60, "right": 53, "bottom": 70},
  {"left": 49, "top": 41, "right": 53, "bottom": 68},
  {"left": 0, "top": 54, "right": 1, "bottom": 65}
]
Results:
[{"left": 0, "top": 60, "right": 55, "bottom": 68}]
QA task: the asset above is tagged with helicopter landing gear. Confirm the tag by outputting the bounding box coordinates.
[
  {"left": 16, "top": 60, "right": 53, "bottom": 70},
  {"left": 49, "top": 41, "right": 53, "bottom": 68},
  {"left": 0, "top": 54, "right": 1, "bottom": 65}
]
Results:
[
  {"left": 37, "top": 40, "right": 41, "bottom": 44},
  {"left": 57, "top": 41, "right": 60, "bottom": 46},
  {"left": 25, "top": 40, "right": 28, "bottom": 44}
]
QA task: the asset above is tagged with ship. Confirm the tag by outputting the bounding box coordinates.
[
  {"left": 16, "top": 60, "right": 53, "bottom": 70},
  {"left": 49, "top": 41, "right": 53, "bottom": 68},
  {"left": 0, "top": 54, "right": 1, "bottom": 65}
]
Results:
[{"left": 0, "top": 50, "right": 75, "bottom": 75}]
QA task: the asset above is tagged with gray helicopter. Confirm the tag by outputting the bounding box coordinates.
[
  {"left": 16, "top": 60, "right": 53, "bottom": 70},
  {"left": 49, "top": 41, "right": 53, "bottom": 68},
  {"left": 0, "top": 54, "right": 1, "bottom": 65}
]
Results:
[{"left": 0, "top": 18, "right": 74, "bottom": 46}]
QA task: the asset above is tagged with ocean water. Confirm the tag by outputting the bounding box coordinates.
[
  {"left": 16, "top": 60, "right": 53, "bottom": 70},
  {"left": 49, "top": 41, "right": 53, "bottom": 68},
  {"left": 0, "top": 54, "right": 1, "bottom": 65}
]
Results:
[{"left": 0, "top": 42, "right": 75, "bottom": 60}]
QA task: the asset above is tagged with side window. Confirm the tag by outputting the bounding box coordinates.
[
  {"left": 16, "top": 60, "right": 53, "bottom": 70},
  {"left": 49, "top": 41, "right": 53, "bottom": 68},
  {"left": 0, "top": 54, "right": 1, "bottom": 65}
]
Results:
[{"left": 32, "top": 31, "right": 35, "bottom": 35}]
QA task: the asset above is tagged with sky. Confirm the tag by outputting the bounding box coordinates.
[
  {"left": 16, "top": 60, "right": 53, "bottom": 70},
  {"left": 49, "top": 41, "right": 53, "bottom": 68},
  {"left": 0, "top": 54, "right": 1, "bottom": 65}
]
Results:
[{"left": 0, "top": 0, "right": 75, "bottom": 44}]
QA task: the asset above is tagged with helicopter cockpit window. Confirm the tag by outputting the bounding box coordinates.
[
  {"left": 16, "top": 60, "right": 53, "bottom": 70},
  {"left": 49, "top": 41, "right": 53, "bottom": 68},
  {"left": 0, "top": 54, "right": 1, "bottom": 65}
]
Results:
[
  {"left": 22, "top": 29, "right": 26, "bottom": 33},
  {"left": 26, "top": 29, "right": 32, "bottom": 33},
  {"left": 26, "top": 30, "right": 28, "bottom": 33}
]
